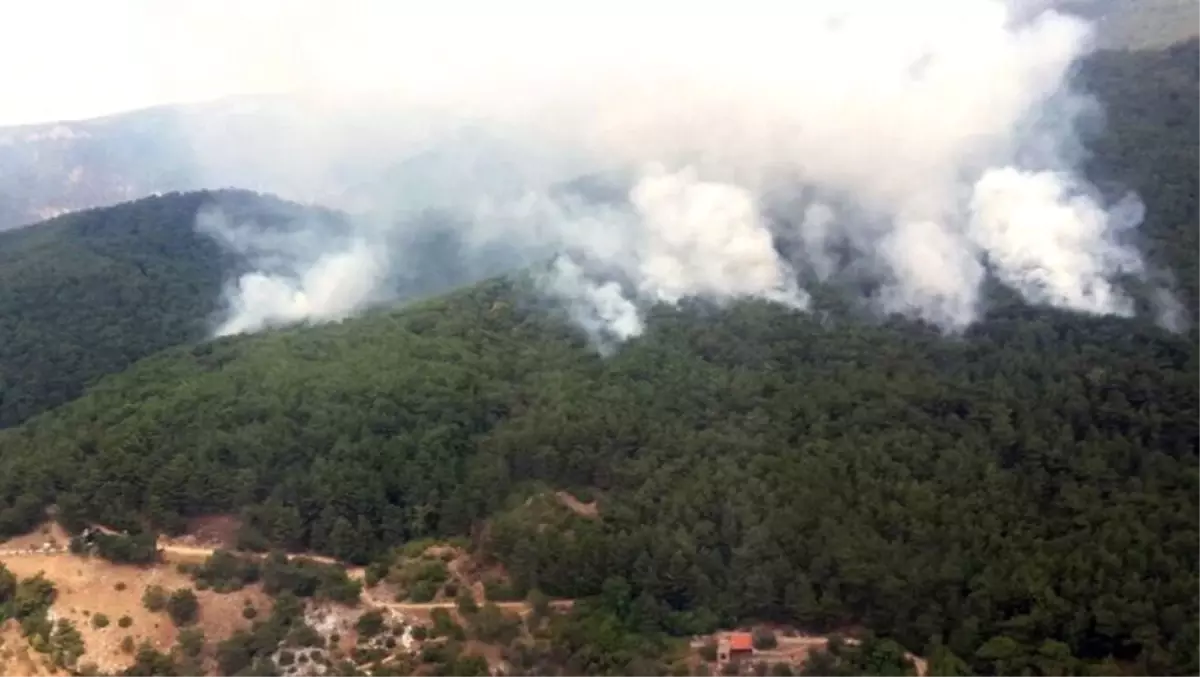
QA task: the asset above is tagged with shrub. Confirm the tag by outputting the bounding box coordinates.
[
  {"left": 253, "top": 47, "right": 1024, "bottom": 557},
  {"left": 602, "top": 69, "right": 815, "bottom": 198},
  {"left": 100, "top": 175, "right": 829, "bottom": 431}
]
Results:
[
  {"left": 288, "top": 623, "right": 324, "bottom": 648},
  {"left": 408, "top": 580, "right": 437, "bottom": 603},
  {"left": 177, "top": 627, "right": 206, "bottom": 658},
  {"left": 420, "top": 643, "right": 445, "bottom": 664},
  {"left": 356, "top": 610, "right": 385, "bottom": 638},
  {"left": 113, "top": 582, "right": 127, "bottom": 592},
  {"left": 142, "top": 585, "right": 167, "bottom": 612},
  {"left": 91, "top": 531, "right": 159, "bottom": 565},
  {"left": 483, "top": 579, "right": 521, "bottom": 602},
  {"left": 49, "top": 619, "right": 85, "bottom": 668},
  {"left": 456, "top": 587, "right": 479, "bottom": 615},
  {"left": 770, "top": 662, "right": 794, "bottom": 676},
  {"left": 410, "top": 626, "right": 428, "bottom": 641},
  {"left": 364, "top": 561, "right": 389, "bottom": 588},
  {"left": 91, "top": 613, "right": 109, "bottom": 629},
  {"left": 400, "top": 539, "right": 436, "bottom": 559},
  {"left": 13, "top": 572, "right": 56, "bottom": 621},
  {"left": 120, "top": 636, "right": 135, "bottom": 654},
  {"left": 527, "top": 589, "right": 550, "bottom": 618},
  {"left": 261, "top": 552, "right": 361, "bottom": 604},
  {"left": 242, "top": 606, "right": 258, "bottom": 620},
  {"left": 752, "top": 627, "right": 778, "bottom": 650},
  {"left": 415, "top": 560, "right": 448, "bottom": 584},
  {"left": 118, "top": 615, "right": 133, "bottom": 628},
  {"left": 470, "top": 603, "right": 518, "bottom": 644},
  {"left": 191, "top": 550, "right": 261, "bottom": 593},
  {"left": 166, "top": 588, "right": 199, "bottom": 627},
  {"left": 430, "top": 608, "right": 465, "bottom": 641},
  {"left": 699, "top": 641, "right": 718, "bottom": 662}
]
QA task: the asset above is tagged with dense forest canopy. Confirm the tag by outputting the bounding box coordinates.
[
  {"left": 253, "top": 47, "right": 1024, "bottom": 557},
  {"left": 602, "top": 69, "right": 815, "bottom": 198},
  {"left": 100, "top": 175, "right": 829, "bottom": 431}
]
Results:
[
  {"left": 1077, "top": 39, "right": 1199, "bottom": 310},
  {"left": 0, "top": 40, "right": 1193, "bottom": 676},
  {"left": 0, "top": 190, "right": 343, "bottom": 427},
  {"left": 0, "top": 190, "right": 519, "bottom": 429},
  {"left": 1, "top": 267, "right": 1196, "bottom": 674}
]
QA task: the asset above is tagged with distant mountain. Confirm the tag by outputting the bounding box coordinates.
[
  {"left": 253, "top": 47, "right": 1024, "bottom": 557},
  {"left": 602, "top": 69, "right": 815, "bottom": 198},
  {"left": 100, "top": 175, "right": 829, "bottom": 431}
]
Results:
[
  {"left": 0, "top": 96, "right": 576, "bottom": 232},
  {"left": 0, "top": 189, "right": 336, "bottom": 427},
  {"left": 0, "top": 2, "right": 1191, "bottom": 232},
  {"left": 1056, "top": 0, "right": 1200, "bottom": 51},
  {"left": 0, "top": 107, "right": 192, "bottom": 228},
  {"left": 0, "top": 97, "right": 361, "bottom": 231}
]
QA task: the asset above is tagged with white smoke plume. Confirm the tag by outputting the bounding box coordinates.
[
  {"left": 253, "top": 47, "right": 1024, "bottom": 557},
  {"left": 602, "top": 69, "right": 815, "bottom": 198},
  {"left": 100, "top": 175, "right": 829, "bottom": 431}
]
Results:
[
  {"left": 197, "top": 206, "right": 390, "bottom": 336},
  {"left": 185, "top": 0, "right": 1180, "bottom": 341}
]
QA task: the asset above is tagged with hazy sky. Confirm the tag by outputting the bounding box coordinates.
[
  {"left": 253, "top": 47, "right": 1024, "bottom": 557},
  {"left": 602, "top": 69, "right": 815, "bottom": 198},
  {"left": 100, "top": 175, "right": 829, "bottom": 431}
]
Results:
[
  {"left": 0, "top": 0, "right": 673, "bottom": 126},
  {"left": 0, "top": 0, "right": 988, "bottom": 127}
]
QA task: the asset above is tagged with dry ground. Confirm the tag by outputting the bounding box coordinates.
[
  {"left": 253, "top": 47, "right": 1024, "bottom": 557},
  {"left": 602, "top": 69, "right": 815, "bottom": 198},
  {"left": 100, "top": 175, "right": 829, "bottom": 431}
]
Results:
[
  {"left": 0, "top": 521, "right": 70, "bottom": 552},
  {"left": 0, "top": 523, "right": 567, "bottom": 674},
  {"left": 554, "top": 491, "right": 599, "bottom": 519},
  {"left": 172, "top": 515, "right": 242, "bottom": 550},
  {"left": 0, "top": 621, "right": 64, "bottom": 676},
  {"left": 0, "top": 531, "right": 272, "bottom": 675}
]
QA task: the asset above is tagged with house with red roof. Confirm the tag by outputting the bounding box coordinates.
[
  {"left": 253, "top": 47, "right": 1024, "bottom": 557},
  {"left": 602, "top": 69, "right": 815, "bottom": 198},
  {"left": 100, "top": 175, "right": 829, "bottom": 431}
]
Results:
[{"left": 718, "top": 632, "right": 755, "bottom": 664}]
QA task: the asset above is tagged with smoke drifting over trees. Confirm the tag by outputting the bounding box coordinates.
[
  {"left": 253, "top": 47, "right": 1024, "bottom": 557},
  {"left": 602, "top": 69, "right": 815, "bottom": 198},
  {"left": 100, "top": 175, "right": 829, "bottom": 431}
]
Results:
[{"left": 188, "top": 1, "right": 1185, "bottom": 342}]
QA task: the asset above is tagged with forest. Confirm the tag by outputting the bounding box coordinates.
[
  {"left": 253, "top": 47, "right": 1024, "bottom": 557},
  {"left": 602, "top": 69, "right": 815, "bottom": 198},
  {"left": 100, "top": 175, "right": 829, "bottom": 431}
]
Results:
[
  {"left": 0, "top": 264, "right": 1195, "bottom": 674},
  {"left": 0, "top": 38, "right": 1192, "bottom": 677},
  {"left": 0, "top": 189, "right": 340, "bottom": 428}
]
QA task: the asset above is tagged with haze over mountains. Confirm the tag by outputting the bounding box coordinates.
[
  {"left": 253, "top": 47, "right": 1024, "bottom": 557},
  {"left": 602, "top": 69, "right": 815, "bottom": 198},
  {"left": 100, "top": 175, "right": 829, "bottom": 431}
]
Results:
[
  {"left": 0, "top": 2, "right": 1195, "bottom": 675},
  {"left": 1058, "top": 0, "right": 1200, "bottom": 50},
  {"left": 6, "top": 0, "right": 1197, "bottom": 352},
  {"left": 0, "top": 0, "right": 1194, "bottom": 233},
  {"left": 0, "top": 96, "right": 530, "bottom": 226}
]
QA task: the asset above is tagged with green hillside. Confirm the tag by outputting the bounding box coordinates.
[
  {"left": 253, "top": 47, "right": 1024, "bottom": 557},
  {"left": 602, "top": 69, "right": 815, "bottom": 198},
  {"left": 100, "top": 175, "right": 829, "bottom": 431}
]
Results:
[
  {"left": 1079, "top": 39, "right": 1199, "bottom": 309},
  {"left": 0, "top": 40, "right": 1192, "bottom": 675},
  {"left": 0, "top": 190, "right": 346, "bottom": 428},
  {"left": 0, "top": 275, "right": 1196, "bottom": 674}
]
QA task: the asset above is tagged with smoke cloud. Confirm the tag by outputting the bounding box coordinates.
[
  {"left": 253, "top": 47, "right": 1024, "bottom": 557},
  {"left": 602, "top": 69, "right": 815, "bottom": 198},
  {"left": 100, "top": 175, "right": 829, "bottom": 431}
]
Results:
[
  {"left": 197, "top": 206, "right": 391, "bottom": 336},
  {"left": 190, "top": 0, "right": 1182, "bottom": 343}
]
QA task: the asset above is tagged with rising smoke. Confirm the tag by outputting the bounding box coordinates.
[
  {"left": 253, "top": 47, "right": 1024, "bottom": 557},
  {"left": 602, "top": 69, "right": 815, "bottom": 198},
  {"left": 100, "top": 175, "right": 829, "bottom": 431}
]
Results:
[{"left": 194, "top": 0, "right": 1184, "bottom": 343}]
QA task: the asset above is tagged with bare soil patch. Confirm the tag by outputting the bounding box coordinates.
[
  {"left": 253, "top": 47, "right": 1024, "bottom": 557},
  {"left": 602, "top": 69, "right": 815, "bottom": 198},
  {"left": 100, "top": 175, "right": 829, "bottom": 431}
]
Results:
[
  {"left": 0, "top": 621, "right": 64, "bottom": 676},
  {"left": 178, "top": 515, "right": 242, "bottom": 549},
  {"left": 0, "top": 551, "right": 272, "bottom": 674},
  {"left": 0, "top": 522, "right": 70, "bottom": 554},
  {"left": 554, "top": 491, "right": 599, "bottom": 519}
]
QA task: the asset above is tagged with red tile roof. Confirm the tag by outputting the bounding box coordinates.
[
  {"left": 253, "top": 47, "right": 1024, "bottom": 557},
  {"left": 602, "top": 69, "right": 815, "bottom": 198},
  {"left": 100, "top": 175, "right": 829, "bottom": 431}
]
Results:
[{"left": 728, "top": 633, "right": 754, "bottom": 652}]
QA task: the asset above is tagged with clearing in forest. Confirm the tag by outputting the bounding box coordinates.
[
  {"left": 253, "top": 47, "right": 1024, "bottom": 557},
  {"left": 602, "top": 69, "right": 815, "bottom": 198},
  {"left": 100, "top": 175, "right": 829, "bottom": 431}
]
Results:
[{"left": 0, "top": 543, "right": 271, "bottom": 675}]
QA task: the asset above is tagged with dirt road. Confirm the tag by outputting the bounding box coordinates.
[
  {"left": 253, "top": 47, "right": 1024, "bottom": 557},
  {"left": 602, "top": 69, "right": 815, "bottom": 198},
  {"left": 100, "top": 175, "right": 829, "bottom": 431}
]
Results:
[{"left": 1, "top": 538, "right": 572, "bottom": 615}]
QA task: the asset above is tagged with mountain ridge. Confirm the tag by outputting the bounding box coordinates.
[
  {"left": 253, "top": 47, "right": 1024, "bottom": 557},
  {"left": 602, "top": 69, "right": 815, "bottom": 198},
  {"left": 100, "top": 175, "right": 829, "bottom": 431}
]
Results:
[{"left": 0, "top": 189, "right": 345, "bottom": 427}]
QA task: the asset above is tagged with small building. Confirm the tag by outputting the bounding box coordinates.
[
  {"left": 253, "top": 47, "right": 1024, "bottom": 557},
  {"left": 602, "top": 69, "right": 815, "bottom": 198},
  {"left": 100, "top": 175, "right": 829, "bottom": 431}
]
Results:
[{"left": 718, "top": 632, "right": 755, "bottom": 664}]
